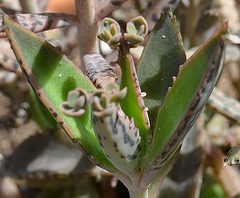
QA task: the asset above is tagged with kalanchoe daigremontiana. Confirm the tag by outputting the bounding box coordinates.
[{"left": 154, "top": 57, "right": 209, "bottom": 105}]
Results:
[
  {"left": 124, "top": 16, "right": 148, "bottom": 46},
  {"left": 98, "top": 16, "right": 148, "bottom": 48},
  {"left": 60, "top": 88, "right": 89, "bottom": 116},
  {"left": 98, "top": 17, "right": 121, "bottom": 49},
  {"left": 62, "top": 16, "right": 151, "bottom": 193},
  {"left": 60, "top": 13, "right": 227, "bottom": 197},
  {"left": 62, "top": 82, "right": 143, "bottom": 177},
  {"left": 1, "top": 9, "right": 227, "bottom": 198},
  {"left": 91, "top": 83, "right": 142, "bottom": 177}
]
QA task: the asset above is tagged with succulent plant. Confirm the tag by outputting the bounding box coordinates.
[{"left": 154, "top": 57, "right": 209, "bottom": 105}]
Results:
[
  {"left": 124, "top": 16, "right": 148, "bottom": 46},
  {"left": 98, "top": 17, "right": 121, "bottom": 49},
  {"left": 0, "top": 7, "right": 228, "bottom": 198}
]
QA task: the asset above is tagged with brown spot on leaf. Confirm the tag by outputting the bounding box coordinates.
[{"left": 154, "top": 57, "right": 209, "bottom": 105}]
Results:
[{"left": 53, "top": 112, "right": 58, "bottom": 117}]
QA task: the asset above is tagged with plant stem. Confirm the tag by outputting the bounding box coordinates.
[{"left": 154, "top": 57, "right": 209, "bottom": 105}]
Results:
[
  {"left": 184, "top": 0, "right": 200, "bottom": 48},
  {"left": 75, "top": 0, "right": 99, "bottom": 73},
  {"left": 37, "top": 0, "right": 49, "bottom": 11},
  {"left": 128, "top": 187, "right": 149, "bottom": 198},
  {"left": 19, "top": 0, "right": 40, "bottom": 13}
]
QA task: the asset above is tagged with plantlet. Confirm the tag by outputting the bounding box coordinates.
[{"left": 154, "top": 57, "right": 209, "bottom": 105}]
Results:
[{"left": 0, "top": 2, "right": 233, "bottom": 198}]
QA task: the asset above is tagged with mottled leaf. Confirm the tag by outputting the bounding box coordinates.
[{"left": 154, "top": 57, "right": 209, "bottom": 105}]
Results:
[
  {"left": 92, "top": 97, "right": 142, "bottom": 177},
  {"left": 137, "top": 9, "right": 186, "bottom": 129},
  {"left": 0, "top": 13, "right": 78, "bottom": 38},
  {"left": 143, "top": 22, "right": 227, "bottom": 185}
]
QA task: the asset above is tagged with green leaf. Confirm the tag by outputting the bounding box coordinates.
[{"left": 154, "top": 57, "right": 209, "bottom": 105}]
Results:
[
  {"left": 118, "top": 45, "right": 150, "bottom": 145},
  {"left": 137, "top": 9, "right": 186, "bottom": 129},
  {"left": 126, "top": 22, "right": 137, "bottom": 34},
  {"left": 124, "top": 33, "right": 144, "bottom": 45},
  {"left": 98, "top": 17, "right": 121, "bottom": 49},
  {"left": 124, "top": 16, "right": 148, "bottom": 46},
  {"left": 2, "top": 13, "right": 117, "bottom": 171},
  {"left": 147, "top": 22, "right": 227, "bottom": 174}
]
